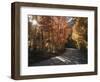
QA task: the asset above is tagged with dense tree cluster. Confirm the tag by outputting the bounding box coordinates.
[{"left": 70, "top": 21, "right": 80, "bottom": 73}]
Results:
[
  {"left": 71, "top": 17, "right": 87, "bottom": 49},
  {"left": 28, "top": 15, "right": 87, "bottom": 56}
]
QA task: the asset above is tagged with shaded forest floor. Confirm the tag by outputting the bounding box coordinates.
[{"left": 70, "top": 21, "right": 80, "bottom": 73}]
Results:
[{"left": 28, "top": 48, "right": 87, "bottom": 66}]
